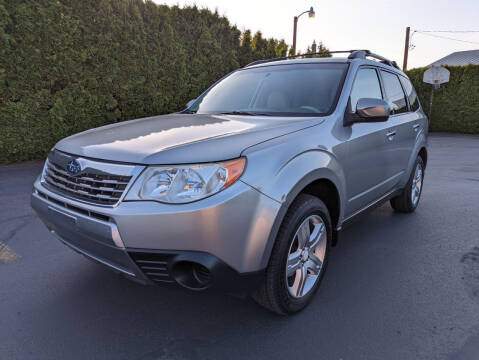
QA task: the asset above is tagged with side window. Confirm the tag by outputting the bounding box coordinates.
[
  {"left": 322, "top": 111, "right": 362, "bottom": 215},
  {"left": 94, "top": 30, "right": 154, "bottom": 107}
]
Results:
[
  {"left": 399, "top": 76, "right": 420, "bottom": 112},
  {"left": 349, "top": 68, "right": 382, "bottom": 112},
  {"left": 380, "top": 71, "right": 408, "bottom": 114}
]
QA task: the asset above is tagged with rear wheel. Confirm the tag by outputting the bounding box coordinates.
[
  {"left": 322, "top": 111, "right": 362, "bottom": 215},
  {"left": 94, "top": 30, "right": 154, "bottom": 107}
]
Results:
[
  {"left": 253, "top": 194, "right": 332, "bottom": 315},
  {"left": 390, "top": 156, "right": 424, "bottom": 213}
]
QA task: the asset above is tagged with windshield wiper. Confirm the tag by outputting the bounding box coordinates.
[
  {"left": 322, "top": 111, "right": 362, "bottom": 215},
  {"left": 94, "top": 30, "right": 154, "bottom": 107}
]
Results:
[{"left": 218, "top": 111, "right": 271, "bottom": 116}]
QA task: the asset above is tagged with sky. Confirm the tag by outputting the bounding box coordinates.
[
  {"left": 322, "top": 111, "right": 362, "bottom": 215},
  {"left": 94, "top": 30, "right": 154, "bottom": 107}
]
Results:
[{"left": 155, "top": 0, "right": 479, "bottom": 69}]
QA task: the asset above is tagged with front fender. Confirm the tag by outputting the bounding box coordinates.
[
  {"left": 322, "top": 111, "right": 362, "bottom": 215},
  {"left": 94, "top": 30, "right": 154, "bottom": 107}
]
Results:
[
  {"left": 241, "top": 134, "right": 347, "bottom": 268},
  {"left": 244, "top": 150, "right": 345, "bottom": 205}
]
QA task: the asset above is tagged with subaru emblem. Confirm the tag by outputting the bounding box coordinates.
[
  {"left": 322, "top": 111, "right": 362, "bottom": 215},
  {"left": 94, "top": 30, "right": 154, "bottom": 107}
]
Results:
[{"left": 67, "top": 159, "right": 82, "bottom": 175}]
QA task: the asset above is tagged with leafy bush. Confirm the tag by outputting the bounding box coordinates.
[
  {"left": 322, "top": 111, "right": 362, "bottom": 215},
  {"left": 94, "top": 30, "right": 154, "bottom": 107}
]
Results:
[
  {"left": 0, "top": 0, "right": 290, "bottom": 163},
  {"left": 406, "top": 65, "right": 479, "bottom": 134}
]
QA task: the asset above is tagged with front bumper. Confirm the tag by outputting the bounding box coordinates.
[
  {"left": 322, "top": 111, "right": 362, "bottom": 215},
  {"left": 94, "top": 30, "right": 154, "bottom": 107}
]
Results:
[{"left": 31, "top": 177, "right": 280, "bottom": 290}]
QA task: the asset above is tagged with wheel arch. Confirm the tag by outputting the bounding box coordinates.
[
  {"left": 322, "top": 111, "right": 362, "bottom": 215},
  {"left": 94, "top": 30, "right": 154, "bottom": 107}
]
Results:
[
  {"left": 401, "top": 133, "right": 428, "bottom": 189},
  {"left": 259, "top": 170, "right": 344, "bottom": 269},
  {"left": 418, "top": 146, "right": 428, "bottom": 168},
  {"left": 301, "top": 179, "right": 341, "bottom": 236}
]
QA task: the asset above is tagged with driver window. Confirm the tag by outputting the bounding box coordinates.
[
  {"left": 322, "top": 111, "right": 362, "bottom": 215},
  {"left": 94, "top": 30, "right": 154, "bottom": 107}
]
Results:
[{"left": 350, "top": 68, "right": 382, "bottom": 112}]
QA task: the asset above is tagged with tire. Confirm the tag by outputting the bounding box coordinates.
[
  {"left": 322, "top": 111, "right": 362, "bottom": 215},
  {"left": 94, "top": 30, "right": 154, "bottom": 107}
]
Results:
[
  {"left": 390, "top": 156, "right": 425, "bottom": 213},
  {"left": 252, "top": 194, "right": 332, "bottom": 315}
]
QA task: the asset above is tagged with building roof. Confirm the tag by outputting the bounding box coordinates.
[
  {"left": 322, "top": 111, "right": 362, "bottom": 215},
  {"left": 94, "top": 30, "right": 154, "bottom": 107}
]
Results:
[{"left": 429, "top": 50, "right": 479, "bottom": 67}]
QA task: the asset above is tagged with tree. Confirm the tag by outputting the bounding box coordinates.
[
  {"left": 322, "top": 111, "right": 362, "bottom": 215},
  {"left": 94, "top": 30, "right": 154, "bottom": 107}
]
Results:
[
  {"left": 274, "top": 39, "right": 288, "bottom": 57},
  {"left": 238, "top": 29, "right": 254, "bottom": 66},
  {"left": 305, "top": 40, "right": 331, "bottom": 58},
  {"left": 0, "top": 0, "right": 293, "bottom": 163}
]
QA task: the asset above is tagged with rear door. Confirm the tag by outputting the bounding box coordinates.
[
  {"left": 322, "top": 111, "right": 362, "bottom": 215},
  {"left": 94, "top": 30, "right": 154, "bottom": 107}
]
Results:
[
  {"left": 378, "top": 70, "right": 414, "bottom": 184},
  {"left": 399, "top": 74, "right": 426, "bottom": 145}
]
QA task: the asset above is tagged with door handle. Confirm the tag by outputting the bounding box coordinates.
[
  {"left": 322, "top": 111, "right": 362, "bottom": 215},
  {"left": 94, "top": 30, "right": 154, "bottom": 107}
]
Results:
[
  {"left": 413, "top": 124, "right": 421, "bottom": 131},
  {"left": 386, "top": 130, "right": 396, "bottom": 140}
]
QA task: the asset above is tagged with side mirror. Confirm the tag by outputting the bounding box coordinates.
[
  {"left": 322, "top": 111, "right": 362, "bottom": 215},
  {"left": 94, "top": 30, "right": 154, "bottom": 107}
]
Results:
[
  {"left": 186, "top": 99, "right": 196, "bottom": 109},
  {"left": 356, "top": 98, "right": 390, "bottom": 121},
  {"left": 344, "top": 98, "right": 390, "bottom": 126}
]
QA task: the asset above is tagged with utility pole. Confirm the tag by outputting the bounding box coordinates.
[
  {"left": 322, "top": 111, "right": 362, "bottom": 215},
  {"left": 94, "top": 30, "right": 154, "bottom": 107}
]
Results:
[
  {"left": 403, "top": 26, "right": 410, "bottom": 71},
  {"left": 292, "top": 16, "right": 298, "bottom": 55}
]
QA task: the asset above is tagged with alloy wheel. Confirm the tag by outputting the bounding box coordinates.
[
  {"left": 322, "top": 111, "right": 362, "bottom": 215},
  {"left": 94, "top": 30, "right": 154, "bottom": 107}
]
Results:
[
  {"left": 285, "top": 214, "right": 327, "bottom": 298},
  {"left": 411, "top": 162, "right": 423, "bottom": 206}
]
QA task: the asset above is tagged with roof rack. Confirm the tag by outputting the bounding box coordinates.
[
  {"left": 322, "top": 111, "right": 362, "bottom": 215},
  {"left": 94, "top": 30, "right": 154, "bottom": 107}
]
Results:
[
  {"left": 245, "top": 49, "right": 400, "bottom": 70},
  {"left": 245, "top": 50, "right": 361, "bottom": 67},
  {"left": 348, "top": 50, "right": 400, "bottom": 69}
]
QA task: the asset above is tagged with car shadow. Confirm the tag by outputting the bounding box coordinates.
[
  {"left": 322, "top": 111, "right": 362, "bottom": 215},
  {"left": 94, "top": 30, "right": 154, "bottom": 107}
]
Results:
[{"left": 23, "top": 203, "right": 410, "bottom": 359}]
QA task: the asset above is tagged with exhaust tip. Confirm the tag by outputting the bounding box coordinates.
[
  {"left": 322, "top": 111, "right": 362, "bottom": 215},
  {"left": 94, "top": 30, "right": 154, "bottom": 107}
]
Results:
[{"left": 172, "top": 261, "right": 212, "bottom": 290}]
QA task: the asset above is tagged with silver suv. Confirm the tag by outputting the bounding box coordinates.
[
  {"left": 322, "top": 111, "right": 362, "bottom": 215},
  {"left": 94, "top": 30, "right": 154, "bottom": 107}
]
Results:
[{"left": 31, "top": 50, "right": 428, "bottom": 314}]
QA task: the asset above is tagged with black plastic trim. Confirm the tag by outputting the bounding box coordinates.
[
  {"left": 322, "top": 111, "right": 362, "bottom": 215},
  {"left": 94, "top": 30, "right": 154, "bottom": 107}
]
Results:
[
  {"left": 340, "top": 188, "right": 403, "bottom": 229},
  {"left": 259, "top": 169, "right": 343, "bottom": 269},
  {"left": 127, "top": 249, "right": 265, "bottom": 293}
]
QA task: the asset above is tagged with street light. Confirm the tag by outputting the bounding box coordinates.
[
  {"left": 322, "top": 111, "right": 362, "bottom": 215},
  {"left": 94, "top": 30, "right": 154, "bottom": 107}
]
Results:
[{"left": 292, "top": 7, "right": 315, "bottom": 55}]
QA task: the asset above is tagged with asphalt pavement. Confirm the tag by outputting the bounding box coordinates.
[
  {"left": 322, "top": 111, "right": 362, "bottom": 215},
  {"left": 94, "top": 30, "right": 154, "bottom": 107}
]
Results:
[{"left": 1, "top": 133, "right": 478, "bottom": 360}]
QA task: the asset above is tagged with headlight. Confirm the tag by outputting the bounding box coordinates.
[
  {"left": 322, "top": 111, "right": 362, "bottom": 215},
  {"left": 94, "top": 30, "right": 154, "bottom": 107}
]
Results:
[
  {"left": 127, "top": 158, "right": 246, "bottom": 203},
  {"left": 40, "top": 158, "right": 49, "bottom": 182}
]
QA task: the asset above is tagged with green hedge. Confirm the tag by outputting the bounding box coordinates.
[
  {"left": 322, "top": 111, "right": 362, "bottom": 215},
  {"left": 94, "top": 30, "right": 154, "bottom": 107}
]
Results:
[
  {"left": 0, "top": 0, "right": 289, "bottom": 164},
  {"left": 5, "top": 1, "right": 474, "bottom": 164},
  {"left": 406, "top": 65, "right": 479, "bottom": 134}
]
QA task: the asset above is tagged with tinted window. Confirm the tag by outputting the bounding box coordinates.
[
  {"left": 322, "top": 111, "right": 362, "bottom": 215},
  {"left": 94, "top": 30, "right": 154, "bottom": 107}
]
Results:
[
  {"left": 349, "top": 68, "right": 382, "bottom": 112},
  {"left": 380, "top": 71, "right": 408, "bottom": 114},
  {"left": 189, "top": 63, "right": 348, "bottom": 116},
  {"left": 399, "top": 76, "right": 419, "bottom": 111}
]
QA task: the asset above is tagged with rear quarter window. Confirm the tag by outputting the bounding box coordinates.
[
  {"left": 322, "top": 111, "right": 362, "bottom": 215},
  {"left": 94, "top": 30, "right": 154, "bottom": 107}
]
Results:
[{"left": 400, "top": 76, "right": 420, "bottom": 112}]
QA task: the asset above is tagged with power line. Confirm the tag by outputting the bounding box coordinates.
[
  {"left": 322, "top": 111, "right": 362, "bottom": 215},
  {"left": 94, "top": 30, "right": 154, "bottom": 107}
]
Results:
[
  {"left": 413, "top": 31, "right": 479, "bottom": 45},
  {"left": 414, "top": 30, "right": 479, "bottom": 33},
  {"left": 403, "top": 28, "right": 479, "bottom": 69}
]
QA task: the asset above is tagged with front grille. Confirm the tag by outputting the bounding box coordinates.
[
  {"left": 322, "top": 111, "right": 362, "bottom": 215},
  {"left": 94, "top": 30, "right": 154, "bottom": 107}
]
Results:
[
  {"left": 36, "top": 190, "right": 110, "bottom": 222},
  {"left": 44, "top": 161, "right": 132, "bottom": 205},
  {"left": 129, "top": 252, "right": 175, "bottom": 284}
]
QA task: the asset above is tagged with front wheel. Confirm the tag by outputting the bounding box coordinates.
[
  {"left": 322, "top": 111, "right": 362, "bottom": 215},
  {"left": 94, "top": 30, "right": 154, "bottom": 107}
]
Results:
[
  {"left": 390, "top": 156, "right": 425, "bottom": 213},
  {"left": 252, "top": 194, "right": 332, "bottom": 315}
]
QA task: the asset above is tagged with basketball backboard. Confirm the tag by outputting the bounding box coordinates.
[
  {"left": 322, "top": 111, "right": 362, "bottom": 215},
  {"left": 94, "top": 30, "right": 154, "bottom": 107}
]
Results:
[{"left": 423, "top": 65, "right": 450, "bottom": 85}]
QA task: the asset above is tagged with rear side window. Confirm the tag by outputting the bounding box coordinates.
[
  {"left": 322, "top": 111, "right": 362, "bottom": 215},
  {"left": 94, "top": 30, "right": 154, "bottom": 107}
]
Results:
[
  {"left": 399, "top": 76, "right": 420, "bottom": 111},
  {"left": 380, "top": 71, "right": 408, "bottom": 114},
  {"left": 349, "top": 68, "right": 382, "bottom": 112}
]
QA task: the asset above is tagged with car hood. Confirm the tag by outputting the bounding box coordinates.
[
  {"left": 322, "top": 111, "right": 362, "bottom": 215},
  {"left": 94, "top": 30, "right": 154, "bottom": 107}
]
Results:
[{"left": 55, "top": 113, "right": 325, "bottom": 164}]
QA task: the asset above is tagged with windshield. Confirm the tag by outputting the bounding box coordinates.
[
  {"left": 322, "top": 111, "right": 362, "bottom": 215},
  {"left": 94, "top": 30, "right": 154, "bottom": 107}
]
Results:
[{"left": 187, "top": 63, "right": 348, "bottom": 117}]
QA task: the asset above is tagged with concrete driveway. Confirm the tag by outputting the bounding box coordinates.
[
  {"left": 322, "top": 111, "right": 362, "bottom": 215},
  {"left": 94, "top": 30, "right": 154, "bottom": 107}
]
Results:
[{"left": 1, "top": 133, "right": 478, "bottom": 360}]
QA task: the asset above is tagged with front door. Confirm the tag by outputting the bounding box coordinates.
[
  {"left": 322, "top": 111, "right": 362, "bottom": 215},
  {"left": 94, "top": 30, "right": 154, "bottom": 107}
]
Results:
[{"left": 342, "top": 67, "right": 394, "bottom": 217}]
